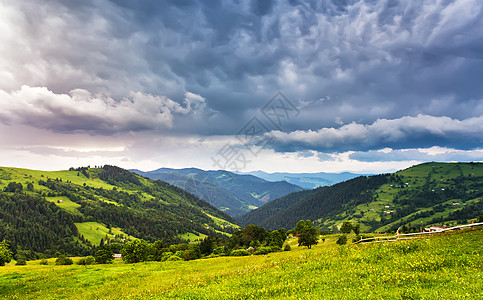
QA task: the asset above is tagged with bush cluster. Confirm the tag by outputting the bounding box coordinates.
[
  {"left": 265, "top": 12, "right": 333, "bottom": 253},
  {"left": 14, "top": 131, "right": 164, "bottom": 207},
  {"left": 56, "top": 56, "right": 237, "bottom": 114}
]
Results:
[
  {"left": 55, "top": 255, "right": 73, "bottom": 265},
  {"left": 77, "top": 256, "right": 95, "bottom": 265}
]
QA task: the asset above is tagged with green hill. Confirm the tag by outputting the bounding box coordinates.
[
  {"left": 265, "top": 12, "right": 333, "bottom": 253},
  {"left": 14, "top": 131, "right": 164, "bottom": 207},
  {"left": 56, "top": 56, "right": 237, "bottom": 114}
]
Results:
[
  {"left": 0, "top": 165, "right": 238, "bottom": 257},
  {"left": 238, "top": 162, "right": 483, "bottom": 232}
]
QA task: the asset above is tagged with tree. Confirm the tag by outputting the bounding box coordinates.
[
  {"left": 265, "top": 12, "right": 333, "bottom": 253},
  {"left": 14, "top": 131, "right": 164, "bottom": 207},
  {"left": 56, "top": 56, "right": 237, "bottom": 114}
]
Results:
[
  {"left": 297, "top": 220, "right": 318, "bottom": 249},
  {"left": 353, "top": 223, "right": 361, "bottom": 235},
  {"left": 0, "top": 240, "right": 13, "bottom": 266},
  {"left": 336, "top": 235, "right": 347, "bottom": 245},
  {"left": 293, "top": 220, "right": 306, "bottom": 235},
  {"left": 268, "top": 228, "right": 287, "bottom": 249},
  {"left": 340, "top": 221, "right": 353, "bottom": 234},
  {"left": 95, "top": 247, "right": 113, "bottom": 264},
  {"left": 199, "top": 237, "right": 215, "bottom": 256},
  {"left": 121, "top": 239, "right": 150, "bottom": 263},
  {"left": 4, "top": 182, "right": 23, "bottom": 193}
]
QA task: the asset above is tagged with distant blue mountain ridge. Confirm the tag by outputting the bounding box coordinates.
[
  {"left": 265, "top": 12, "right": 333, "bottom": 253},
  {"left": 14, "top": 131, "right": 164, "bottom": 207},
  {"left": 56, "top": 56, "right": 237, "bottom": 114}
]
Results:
[{"left": 240, "top": 170, "right": 369, "bottom": 189}]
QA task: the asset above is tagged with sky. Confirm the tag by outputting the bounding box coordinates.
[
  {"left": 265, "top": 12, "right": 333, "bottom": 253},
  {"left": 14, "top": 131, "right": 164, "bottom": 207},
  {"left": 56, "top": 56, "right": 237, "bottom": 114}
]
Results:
[{"left": 0, "top": 0, "right": 482, "bottom": 174}]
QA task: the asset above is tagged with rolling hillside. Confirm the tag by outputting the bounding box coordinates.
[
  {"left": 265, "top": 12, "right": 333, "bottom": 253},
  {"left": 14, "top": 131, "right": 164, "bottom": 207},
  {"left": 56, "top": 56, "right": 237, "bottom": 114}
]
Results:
[
  {"left": 131, "top": 168, "right": 304, "bottom": 217},
  {"left": 238, "top": 162, "right": 483, "bottom": 232},
  {"left": 0, "top": 165, "right": 238, "bottom": 257}
]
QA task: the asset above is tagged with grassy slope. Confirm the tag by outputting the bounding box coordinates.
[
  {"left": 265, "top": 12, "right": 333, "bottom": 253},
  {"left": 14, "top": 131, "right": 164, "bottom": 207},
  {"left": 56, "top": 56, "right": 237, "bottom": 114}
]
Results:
[
  {"left": 74, "top": 222, "right": 135, "bottom": 245},
  {"left": 318, "top": 162, "right": 482, "bottom": 232},
  {"left": 0, "top": 229, "right": 481, "bottom": 299},
  {"left": 0, "top": 167, "right": 114, "bottom": 190},
  {"left": 0, "top": 167, "right": 239, "bottom": 245},
  {"left": 45, "top": 196, "right": 82, "bottom": 216}
]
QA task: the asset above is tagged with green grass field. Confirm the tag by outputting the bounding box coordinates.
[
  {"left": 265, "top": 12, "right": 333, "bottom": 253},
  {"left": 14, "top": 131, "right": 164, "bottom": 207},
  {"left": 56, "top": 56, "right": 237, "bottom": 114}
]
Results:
[
  {"left": 1, "top": 229, "right": 481, "bottom": 299},
  {"left": 45, "top": 196, "right": 82, "bottom": 215},
  {"left": 75, "top": 222, "right": 134, "bottom": 245},
  {"left": 0, "top": 167, "right": 114, "bottom": 191},
  {"left": 177, "top": 231, "right": 209, "bottom": 243}
]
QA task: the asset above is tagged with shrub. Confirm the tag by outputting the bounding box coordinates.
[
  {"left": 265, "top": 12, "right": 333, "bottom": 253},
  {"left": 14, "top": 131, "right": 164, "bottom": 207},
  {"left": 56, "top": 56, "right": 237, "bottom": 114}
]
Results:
[
  {"left": 230, "top": 249, "right": 251, "bottom": 256},
  {"left": 160, "top": 252, "right": 172, "bottom": 262},
  {"left": 167, "top": 255, "right": 182, "bottom": 261},
  {"left": 86, "top": 256, "right": 95, "bottom": 265},
  {"left": 55, "top": 255, "right": 73, "bottom": 265},
  {"left": 284, "top": 244, "right": 291, "bottom": 251},
  {"left": 15, "top": 259, "right": 27, "bottom": 266},
  {"left": 336, "top": 235, "right": 347, "bottom": 245},
  {"left": 213, "top": 246, "right": 225, "bottom": 256},
  {"left": 39, "top": 259, "right": 48, "bottom": 265},
  {"left": 270, "top": 245, "right": 281, "bottom": 252},
  {"left": 174, "top": 250, "right": 188, "bottom": 261},
  {"left": 77, "top": 256, "right": 95, "bottom": 265},
  {"left": 253, "top": 247, "right": 272, "bottom": 255},
  {"left": 202, "top": 254, "right": 220, "bottom": 259},
  {"left": 352, "top": 235, "right": 362, "bottom": 243}
]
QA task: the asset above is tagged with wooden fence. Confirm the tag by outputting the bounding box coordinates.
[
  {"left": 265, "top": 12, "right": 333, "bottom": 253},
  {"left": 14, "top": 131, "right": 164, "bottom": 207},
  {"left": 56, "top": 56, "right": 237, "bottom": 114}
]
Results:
[{"left": 353, "top": 222, "right": 483, "bottom": 244}]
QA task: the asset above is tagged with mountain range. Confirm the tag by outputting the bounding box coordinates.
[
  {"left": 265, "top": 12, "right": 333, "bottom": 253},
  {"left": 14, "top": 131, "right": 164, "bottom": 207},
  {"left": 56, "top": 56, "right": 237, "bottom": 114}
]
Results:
[
  {"left": 240, "top": 170, "right": 367, "bottom": 189},
  {"left": 130, "top": 168, "right": 304, "bottom": 217}
]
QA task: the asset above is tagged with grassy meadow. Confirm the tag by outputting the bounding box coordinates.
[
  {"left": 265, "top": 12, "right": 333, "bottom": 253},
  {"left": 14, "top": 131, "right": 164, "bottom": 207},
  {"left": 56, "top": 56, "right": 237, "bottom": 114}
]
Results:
[
  {"left": 317, "top": 162, "right": 483, "bottom": 233},
  {"left": 1, "top": 229, "right": 481, "bottom": 299}
]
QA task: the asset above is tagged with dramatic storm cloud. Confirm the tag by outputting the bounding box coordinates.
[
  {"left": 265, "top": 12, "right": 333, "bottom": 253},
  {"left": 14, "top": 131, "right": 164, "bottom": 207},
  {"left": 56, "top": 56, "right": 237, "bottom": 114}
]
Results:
[{"left": 0, "top": 0, "right": 482, "bottom": 173}]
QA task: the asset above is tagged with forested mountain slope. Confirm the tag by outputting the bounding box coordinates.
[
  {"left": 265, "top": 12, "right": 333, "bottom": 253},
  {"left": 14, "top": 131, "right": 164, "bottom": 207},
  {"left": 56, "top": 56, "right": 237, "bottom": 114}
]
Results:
[
  {"left": 0, "top": 166, "right": 238, "bottom": 257},
  {"left": 236, "top": 189, "right": 315, "bottom": 227},
  {"left": 239, "top": 162, "right": 482, "bottom": 232},
  {"left": 131, "top": 168, "right": 304, "bottom": 217}
]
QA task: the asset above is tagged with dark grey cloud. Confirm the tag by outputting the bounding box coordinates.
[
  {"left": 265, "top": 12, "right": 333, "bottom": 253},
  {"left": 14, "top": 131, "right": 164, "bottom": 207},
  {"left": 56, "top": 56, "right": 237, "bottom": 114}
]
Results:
[{"left": 0, "top": 0, "right": 482, "bottom": 157}]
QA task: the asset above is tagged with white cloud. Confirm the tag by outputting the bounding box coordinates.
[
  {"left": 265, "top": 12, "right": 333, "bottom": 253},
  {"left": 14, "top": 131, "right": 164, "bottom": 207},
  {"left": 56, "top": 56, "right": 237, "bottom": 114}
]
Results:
[
  {"left": 268, "top": 114, "right": 483, "bottom": 151},
  {"left": 0, "top": 86, "right": 205, "bottom": 134},
  {"left": 349, "top": 146, "right": 483, "bottom": 162}
]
